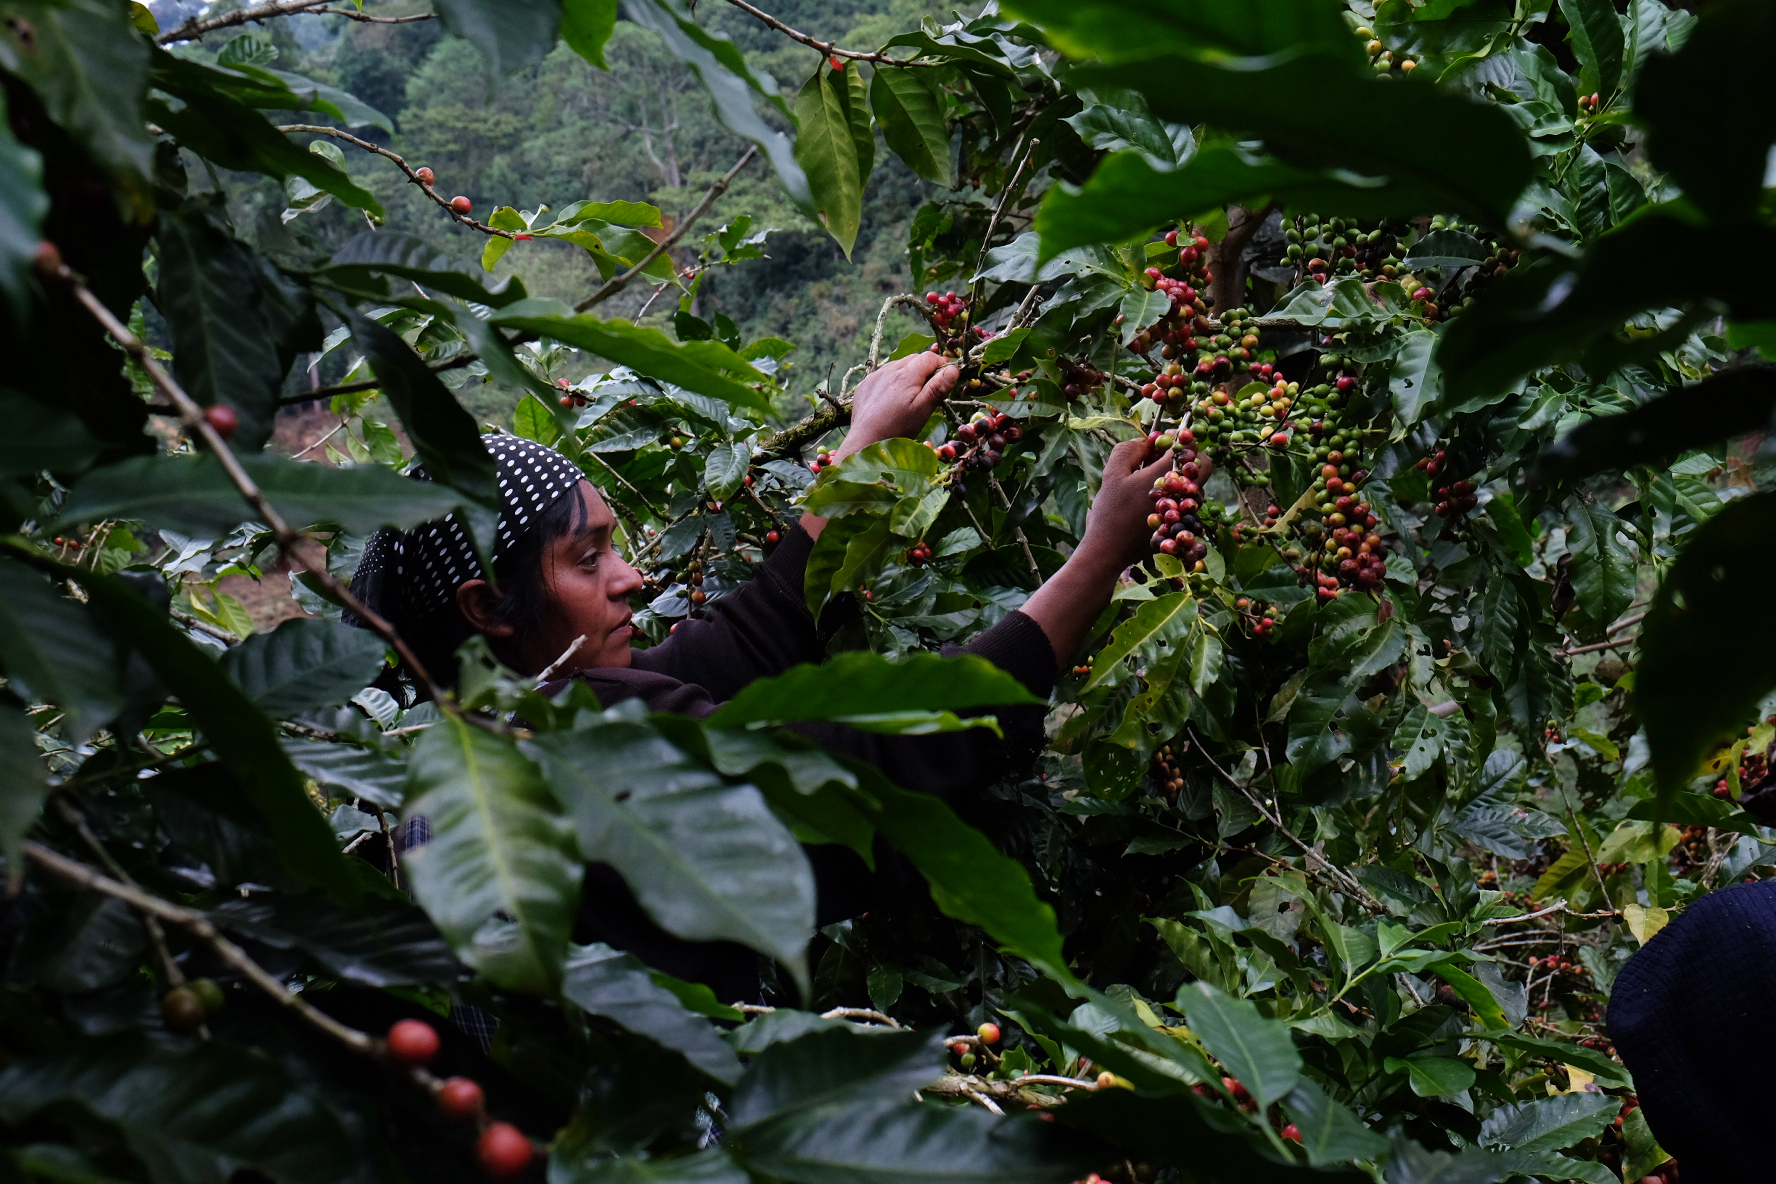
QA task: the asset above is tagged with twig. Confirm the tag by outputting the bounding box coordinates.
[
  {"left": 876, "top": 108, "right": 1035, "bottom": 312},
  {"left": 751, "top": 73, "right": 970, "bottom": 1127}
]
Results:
[
  {"left": 50, "top": 801, "right": 189, "bottom": 998},
  {"left": 308, "top": 7, "right": 434, "bottom": 23},
  {"left": 535, "top": 635, "right": 587, "bottom": 684},
  {"left": 967, "top": 137, "right": 1040, "bottom": 312},
  {"left": 289, "top": 355, "right": 477, "bottom": 407},
  {"left": 278, "top": 126, "right": 516, "bottom": 238},
  {"left": 821, "top": 1006, "right": 901, "bottom": 1026},
  {"left": 716, "top": 0, "right": 937, "bottom": 65},
  {"left": 25, "top": 842, "right": 375, "bottom": 1053},
  {"left": 169, "top": 606, "right": 239, "bottom": 643},
  {"left": 291, "top": 419, "right": 349, "bottom": 460},
  {"left": 867, "top": 294, "right": 933, "bottom": 371},
  {"left": 1187, "top": 728, "right": 1383, "bottom": 912},
  {"left": 576, "top": 147, "right": 758, "bottom": 312},
  {"left": 51, "top": 264, "right": 455, "bottom": 711},
  {"left": 985, "top": 473, "right": 1041, "bottom": 582},
  {"left": 157, "top": 0, "right": 327, "bottom": 42},
  {"left": 1483, "top": 901, "right": 1574, "bottom": 925}
]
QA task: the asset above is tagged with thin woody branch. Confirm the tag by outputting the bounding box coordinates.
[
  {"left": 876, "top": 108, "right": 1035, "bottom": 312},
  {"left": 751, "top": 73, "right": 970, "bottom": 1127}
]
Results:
[
  {"left": 278, "top": 125, "right": 516, "bottom": 238},
  {"left": 158, "top": 0, "right": 433, "bottom": 42},
  {"left": 717, "top": 0, "right": 937, "bottom": 66},
  {"left": 575, "top": 145, "right": 759, "bottom": 313}
]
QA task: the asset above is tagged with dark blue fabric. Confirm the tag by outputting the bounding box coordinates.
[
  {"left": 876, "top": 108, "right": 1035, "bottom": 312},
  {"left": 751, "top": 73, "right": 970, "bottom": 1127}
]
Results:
[{"left": 1608, "top": 878, "right": 1776, "bottom": 1183}]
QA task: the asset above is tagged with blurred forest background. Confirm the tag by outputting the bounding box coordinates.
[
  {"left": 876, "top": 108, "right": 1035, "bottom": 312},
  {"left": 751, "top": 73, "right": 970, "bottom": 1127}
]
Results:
[{"left": 151, "top": 0, "right": 952, "bottom": 427}]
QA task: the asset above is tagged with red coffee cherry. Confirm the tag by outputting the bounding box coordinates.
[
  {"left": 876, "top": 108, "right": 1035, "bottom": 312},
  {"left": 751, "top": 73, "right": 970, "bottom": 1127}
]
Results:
[
  {"left": 415, "top": 166, "right": 435, "bottom": 185},
  {"left": 437, "top": 1076, "right": 485, "bottom": 1122},
  {"left": 386, "top": 1018, "right": 440, "bottom": 1066},
  {"left": 450, "top": 195, "right": 473, "bottom": 214},
  {"left": 977, "top": 1022, "right": 1001, "bottom": 1044},
  {"left": 204, "top": 404, "right": 239, "bottom": 439},
  {"left": 476, "top": 1122, "right": 533, "bottom": 1180}
]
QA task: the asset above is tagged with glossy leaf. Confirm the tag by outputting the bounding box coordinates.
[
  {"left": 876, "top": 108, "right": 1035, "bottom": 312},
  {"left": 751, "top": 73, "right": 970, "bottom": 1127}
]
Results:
[
  {"left": 870, "top": 67, "right": 952, "bottom": 187},
  {"left": 281, "top": 739, "right": 409, "bottom": 811},
  {"left": 563, "top": 943, "right": 743, "bottom": 1085},
  {"left": 561, "top": 0, "right": 621, "bottom": 70},
  {"left": 157, "top": 200, "right": 318, "bottom": 451},
  {"left": 1561, "top": 0, "right": 1624, "bottom": 100},
  {"left": 1637, "top": 490, "right": 1776, "bottom": 790},
  {"left": 730, "top": 1027, "right": 943, "bottom": 1128},
  {"left": 620, "top": 0, "right": 810, "bottom": 210},
  {"left": 1177, "top": 982, "right": 1302, "bottom": 1108},
  {"left": 0, "top": 89, "right": 45, "bottom": 316},
  {"left": 1280, "top": 1080, "right": 1388, "bottom": 1166},
  {"left": 403, "top": 718, "right": 582, "bottom": 993},
  {"left": 711, "top": 651, "right": 1039, "bottom": 729},
  {"left": 0, "top": 556, "right": 124, "bottom": 741},
  {"left": 737, "top": 1096, "right": 1076, "bottom": 1184},
  {"left": 1000, "top": 0, "right": 1354, "bottom": 64},
  {"left": 149, "top": 55, "right": 383, "bottom": 217},
  {"left": 1086, "top": 592, "right": 1197, "bottom": 691},
  {"left": 0, "top": 1033, "right": 358, "bottom": 1184},
  {"left": 221, "top": 618, "right": 386, "bottom": 718},
  {"left": 0, "top": 0, "right": 153, "bottom": 189},
  {"left": 490, "top": 308, "right": 773, "bottom": 414},
  {"left": 208, "top": 895, "right": 464, "bottom": 987},
  {"left": 1479, "top": 1091, "right": 1617, "bottom": 1153},
  {"left": 794, "top": 67, "right": 864, "bottom": 258},
  {"left": 65, "top": 561, "right": 354, "bottom": 899},
  {"left": 55, "top": 452, "right": 470, "bottom": 538},
  {"left": 433, "top": 0, "right": 562, "bottom": 74},
  {"left": 344, "top": 308, "right": 500, "bottom": 510},
  {"left": 529, "top": 715, "right": 814, "bottom": 994}
]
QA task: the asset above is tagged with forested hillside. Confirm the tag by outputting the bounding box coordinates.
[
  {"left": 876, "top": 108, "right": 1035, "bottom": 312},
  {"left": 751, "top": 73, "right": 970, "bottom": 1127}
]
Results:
[{"left": 184, "top": 0, "right": 944, "bottom": 426}]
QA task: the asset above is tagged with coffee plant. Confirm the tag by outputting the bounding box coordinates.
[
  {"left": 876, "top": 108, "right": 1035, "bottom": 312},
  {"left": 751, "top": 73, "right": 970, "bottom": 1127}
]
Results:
[{"left": 0, "top": 0, "right": 1771, "bottom": 1181}]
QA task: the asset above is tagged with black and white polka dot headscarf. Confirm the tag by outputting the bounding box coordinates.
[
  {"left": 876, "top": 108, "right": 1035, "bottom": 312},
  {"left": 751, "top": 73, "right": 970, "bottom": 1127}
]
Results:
[{"left": 348, "top": 434, "right": 585, "bottom": 621}]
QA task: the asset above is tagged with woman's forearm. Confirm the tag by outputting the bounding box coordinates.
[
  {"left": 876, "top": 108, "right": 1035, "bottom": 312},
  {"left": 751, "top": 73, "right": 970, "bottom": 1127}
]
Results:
[{"left": 1018, "top": 544, "right": 1127, "bottom": 670}]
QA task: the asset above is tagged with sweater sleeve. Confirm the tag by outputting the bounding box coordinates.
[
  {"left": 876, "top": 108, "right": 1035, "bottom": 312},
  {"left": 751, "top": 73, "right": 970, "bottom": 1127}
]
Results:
[{"left": 628, "top": 520, "right": 826, "bottom": 703}]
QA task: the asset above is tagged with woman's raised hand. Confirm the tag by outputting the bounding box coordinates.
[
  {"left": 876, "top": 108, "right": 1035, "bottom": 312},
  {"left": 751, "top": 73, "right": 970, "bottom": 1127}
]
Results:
[
  {"left": 1080, "top": 437, "right": 1175, "bottom": 571},
  {"left": 832, "top": 352, "right": 959, "bottom": 464}
]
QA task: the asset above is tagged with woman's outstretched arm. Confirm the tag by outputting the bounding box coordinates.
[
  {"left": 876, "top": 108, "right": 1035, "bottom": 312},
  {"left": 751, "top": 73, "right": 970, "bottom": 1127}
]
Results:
[{"left": 1020, "top": 436, "right": 1174, "bottom": 668}]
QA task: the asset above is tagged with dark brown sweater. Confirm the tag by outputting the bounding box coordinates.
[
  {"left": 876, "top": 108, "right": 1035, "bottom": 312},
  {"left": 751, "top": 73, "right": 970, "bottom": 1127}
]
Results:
[{"left": 558, "top": 520, "right": 1056, "bottom": 999}]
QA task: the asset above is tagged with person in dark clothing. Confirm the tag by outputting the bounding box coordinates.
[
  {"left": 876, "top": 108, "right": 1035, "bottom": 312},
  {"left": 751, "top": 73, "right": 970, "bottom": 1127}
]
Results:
[
  {"left": 1606, "top": 878, "right": 1776, "bottom": 1183},
  {"left": 348, "top": 352, "right": 1171, "bottom": 996}
]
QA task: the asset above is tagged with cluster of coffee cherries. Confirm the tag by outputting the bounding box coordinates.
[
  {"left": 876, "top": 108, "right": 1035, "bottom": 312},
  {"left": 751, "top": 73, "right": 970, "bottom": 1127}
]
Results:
[
  {"left": 925, "top": 289, "right": 968, "bottom": 328},
  {"left": 946, "top": 1021, "right": 1001, "bottom": 1072},
  {"left": 1595, "top": 862, "right": 1632, "bottom": 877},
  {"left": 1302, "top": 454, "right": 1384, "bottom": 599},
  {"left": 1432, "top": 478, "right": 1479, "bottom": 518},
  {"left": 385, "top": 1019, "right": 533, "bottom": 1180},
  {"left": 1352, "top": 25, "right": 1419, "bottom": 72},
  {"left": 555, "top": 377, "right": 593, "bottom": 408},
  {"left": 1527, "top": 953, "right": 1588, "bottom": 981},
  {"left": 905, "top": 539, "right": 934, "bottom": 567},
  {"left": 1147, "top": 438, "right": 1214, "bottom": 568},
  {"left": 1668, "top": 824, "right": 1712, "bottom": 876},
  {"left": 1127, "top": 227, "right": 1214, "bottom": 366},
  {"left": 1151, "top": 742, "right": 1185, "bottom": 799},
  {"left": 1189, "top": 362, "right": 1299, "bottom": 457},
  {"left": 936, "top": 409, "right": 1021, "bottom": 471},
  {"left": 1285, "top": 213, "right": 1404, "bottom": 285},
  {"left": 809, "top": 449, "right": 837, "bottom": 475},
  {"left": 1234, "top": 596, "right": 1276, "bottom": 640},
  {"left": 1576, "top": 91, "right": 1604, "bottom": 115},
  {"left": 1057, "top": 357, "right": 1108, "bottom": 402}
]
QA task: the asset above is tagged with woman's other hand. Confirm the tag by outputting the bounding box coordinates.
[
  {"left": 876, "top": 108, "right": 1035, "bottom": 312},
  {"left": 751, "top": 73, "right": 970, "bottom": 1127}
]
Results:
[
  {"left": 1079, "top": 437, "right": 1175, "bottom": 573},
  {"left": 1020, "top": 437, "right": 1173, "bottom": 668},
  {"left": 833, "top": 352, "right": 959, "bottom": 463}
]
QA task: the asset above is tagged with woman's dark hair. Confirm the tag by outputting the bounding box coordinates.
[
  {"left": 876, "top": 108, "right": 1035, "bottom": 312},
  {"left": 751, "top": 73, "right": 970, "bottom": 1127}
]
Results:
[{"left": 351, "top": 487, "right": 591, "bottom": 697}]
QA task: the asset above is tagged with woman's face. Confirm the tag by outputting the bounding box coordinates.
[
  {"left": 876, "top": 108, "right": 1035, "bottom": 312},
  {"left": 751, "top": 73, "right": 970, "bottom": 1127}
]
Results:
[{"left": 512, "top": 481, "right": 644, "bottom": 674}]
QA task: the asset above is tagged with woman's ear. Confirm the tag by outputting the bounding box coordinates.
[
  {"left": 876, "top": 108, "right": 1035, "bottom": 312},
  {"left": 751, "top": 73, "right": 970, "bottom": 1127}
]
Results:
[{"left": 455, "top": 580, "right": 517, "bottom": 638}]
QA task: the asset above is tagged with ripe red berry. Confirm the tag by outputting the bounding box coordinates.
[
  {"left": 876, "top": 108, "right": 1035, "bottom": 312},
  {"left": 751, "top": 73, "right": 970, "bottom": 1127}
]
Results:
[
  {"left": 386, "top": 1018, "right": 440, "bottom": 1066},
  {"left": 415, "top": 167, "right": 435, "bottom": 185},
  {"left": 1282, "top": 1123, "right": 1302, "bottom": 1143},
  {"left": 204, "top": 404, "right": 239, "bottom": 439},
  {"left": 31, "top": 240, "right": 63, "bottom": 278},
  {"left": 764, "top": 530, "right": 780, "bottom": 545},
  {"left": 437, "top": 1076, "right": 485, "bottom": 1122},
  {"left": 450, "top": 195, "right": 473, "bottom": 214},
  {"left": 977, "top": 1022, "right": 1001, "bottom": 1044},
  {"left": 559, "top": 396, "right": 573, "bottom": 407},
  {"left": 476, "top": 1122, "right": 533, "bottom": 1180}
]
